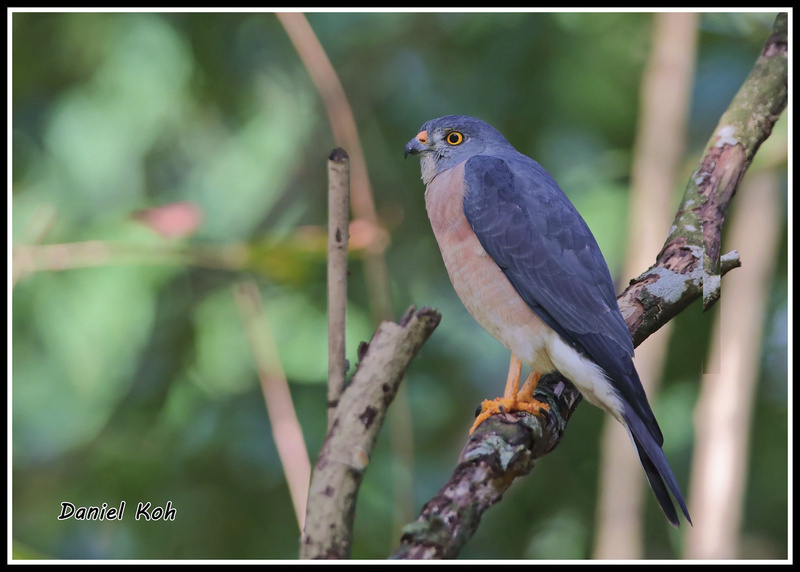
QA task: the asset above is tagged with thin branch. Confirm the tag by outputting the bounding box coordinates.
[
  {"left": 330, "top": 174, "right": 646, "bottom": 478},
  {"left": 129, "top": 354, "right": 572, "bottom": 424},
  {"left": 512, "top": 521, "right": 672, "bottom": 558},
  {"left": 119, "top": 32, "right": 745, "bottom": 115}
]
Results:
[
  {"left": 278, "top": 12, "right": 418, "bottom": 539},
  {"left": 233, "top": 280, "right": 312, "bottom": 532},
  {"left": 301, "top": 306, "right": 441, "bottom": 559},
  {"left": 391, "top": 12, "right": 787, "bottom": 560},
  {"left": 11, "top": 222, "right": 381, "bottom": 286},
  {"left": 327, "top": 148, "right": 351, "bottom": 431},
  {"left": 12, "top": 240, "right": 250, "bottom": 285}
]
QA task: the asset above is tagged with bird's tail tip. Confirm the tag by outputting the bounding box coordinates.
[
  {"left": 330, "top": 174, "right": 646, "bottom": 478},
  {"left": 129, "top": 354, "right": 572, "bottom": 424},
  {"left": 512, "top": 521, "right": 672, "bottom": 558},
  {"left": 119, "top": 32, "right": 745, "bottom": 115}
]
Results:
[{"left": 625, "top": 413, "right": 692, "bottom": 527}]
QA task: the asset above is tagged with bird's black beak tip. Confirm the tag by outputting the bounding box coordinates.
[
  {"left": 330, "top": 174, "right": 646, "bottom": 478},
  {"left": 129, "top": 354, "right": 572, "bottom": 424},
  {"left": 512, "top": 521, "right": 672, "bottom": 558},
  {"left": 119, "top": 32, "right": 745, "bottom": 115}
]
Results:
[{"left": 404, "top": 138, "right": 425, "bottom": 159}]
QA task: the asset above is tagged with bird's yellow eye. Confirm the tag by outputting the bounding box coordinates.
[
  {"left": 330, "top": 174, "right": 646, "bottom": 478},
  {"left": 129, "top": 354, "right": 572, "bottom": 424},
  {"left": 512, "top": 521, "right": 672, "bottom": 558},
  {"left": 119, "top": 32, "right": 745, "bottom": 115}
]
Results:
[{"left": 446, "top": 131, "right": 464, "bottom": 145}]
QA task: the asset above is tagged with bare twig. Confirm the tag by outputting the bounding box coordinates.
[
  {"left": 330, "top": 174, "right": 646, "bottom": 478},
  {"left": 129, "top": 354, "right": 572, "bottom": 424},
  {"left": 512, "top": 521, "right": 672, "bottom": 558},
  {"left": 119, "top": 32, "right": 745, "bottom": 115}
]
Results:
[
  {"left": 278, "top": 12, "right": 417, "bottom": 539},
  {"left": 327, "top": 148, "right": 351, "bottom": 430},
  {"left": 233, "top": 280, "right": 312, "bottom": 532},
  {"left": 392, "top": 12, "right": 787, "bottom": 560},
  {"left": 301, "top": 306, "right": 441, "bottom": 559},
  {"left": 10, "top": 222, "right": 380, "bottom": 287},
  {"left": 12, "top": 240, "right": 250, "bottom": 285}
]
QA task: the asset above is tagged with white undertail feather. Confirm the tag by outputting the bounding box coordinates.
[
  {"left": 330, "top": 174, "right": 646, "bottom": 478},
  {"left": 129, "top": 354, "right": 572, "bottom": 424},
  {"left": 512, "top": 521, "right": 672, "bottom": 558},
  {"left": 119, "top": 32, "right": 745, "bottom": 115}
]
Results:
[{"left": 547, "top": 334, "right": 627, "bottom": 425}]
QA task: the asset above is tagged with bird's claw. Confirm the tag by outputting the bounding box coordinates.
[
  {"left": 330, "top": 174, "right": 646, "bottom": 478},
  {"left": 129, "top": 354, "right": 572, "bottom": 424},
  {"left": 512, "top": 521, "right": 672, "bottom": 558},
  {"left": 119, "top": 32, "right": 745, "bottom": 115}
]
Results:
[{"left": 469, "top": 395, "right": 550, "bottom": 435}]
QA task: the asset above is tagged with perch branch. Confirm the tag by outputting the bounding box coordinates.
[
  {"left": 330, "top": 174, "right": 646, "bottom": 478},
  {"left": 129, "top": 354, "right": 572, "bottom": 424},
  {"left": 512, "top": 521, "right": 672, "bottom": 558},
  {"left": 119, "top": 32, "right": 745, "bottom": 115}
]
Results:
[
  {"left": 391, "top": 12, "right": 787, "bottom": 560},
  {"left": 655, "top": 11, "right": 787, "bottom": 312}
]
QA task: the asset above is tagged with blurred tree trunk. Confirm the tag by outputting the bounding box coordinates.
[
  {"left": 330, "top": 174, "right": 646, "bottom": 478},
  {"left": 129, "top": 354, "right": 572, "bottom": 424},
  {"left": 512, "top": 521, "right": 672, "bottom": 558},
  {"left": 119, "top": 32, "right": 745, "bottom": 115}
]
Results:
[
  {"left": 593, "top": 12, "right": 698, "bottom": 559},
  {"left": 684, "top": 169, "right": 783, "bottom": 558}
]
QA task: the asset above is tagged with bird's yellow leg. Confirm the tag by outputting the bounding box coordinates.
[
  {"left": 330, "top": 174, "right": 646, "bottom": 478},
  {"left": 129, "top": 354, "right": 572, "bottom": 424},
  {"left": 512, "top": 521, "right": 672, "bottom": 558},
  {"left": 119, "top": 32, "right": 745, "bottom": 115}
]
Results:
[
  {"left": 469, "top": 355, "right": 549, "bottom": 434},
  {"left": 503, "top": 353, "right": 523, "bottom": 397},
  {"left": 518, "top": 370, "right": 542, "bottom": 402}
]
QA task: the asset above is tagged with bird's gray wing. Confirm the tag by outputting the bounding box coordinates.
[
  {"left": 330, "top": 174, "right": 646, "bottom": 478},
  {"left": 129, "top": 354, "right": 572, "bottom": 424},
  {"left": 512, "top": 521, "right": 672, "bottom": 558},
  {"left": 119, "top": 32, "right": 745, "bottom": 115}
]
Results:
[
  {"left": 462, "top": 153, "right": 661, "bottom": 443},
  {"left": 462, "top": 153, "right": 691, "bottom": 527}
]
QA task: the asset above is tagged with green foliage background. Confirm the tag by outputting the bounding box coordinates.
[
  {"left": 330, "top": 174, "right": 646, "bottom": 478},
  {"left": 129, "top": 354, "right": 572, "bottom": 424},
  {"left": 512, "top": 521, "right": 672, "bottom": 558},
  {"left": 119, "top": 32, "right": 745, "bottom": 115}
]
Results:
[{"left": 11, "top": 10, "right": 788, "bottom": 560}]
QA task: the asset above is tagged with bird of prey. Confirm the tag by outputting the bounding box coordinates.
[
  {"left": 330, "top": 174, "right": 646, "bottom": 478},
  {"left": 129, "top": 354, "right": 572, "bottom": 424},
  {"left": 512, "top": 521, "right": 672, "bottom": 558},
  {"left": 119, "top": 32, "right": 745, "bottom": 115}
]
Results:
[{"left": 405, "top": 114, "right": 691, "bottom": 527}]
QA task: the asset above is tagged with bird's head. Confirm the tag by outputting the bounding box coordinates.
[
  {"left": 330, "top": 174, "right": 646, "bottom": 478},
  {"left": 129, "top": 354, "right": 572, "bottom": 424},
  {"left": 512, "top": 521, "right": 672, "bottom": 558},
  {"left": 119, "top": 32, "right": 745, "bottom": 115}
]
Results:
[{"left": 405, "top": 115, "right": 514, "bottom": 184}]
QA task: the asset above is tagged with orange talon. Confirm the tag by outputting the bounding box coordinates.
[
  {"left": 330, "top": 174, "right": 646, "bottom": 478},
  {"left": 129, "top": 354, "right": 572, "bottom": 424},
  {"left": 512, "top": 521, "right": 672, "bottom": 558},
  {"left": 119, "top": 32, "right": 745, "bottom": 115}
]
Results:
[{"left": 469, "top": 356, "right": 550, "bottom": 434}]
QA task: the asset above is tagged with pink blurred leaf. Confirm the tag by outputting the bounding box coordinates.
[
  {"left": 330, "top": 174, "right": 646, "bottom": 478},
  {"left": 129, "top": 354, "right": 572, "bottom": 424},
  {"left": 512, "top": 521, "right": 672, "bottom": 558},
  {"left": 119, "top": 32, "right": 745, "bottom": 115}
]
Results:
[{"left": 132, "top": 202, "right": 204, "bottom": 239}]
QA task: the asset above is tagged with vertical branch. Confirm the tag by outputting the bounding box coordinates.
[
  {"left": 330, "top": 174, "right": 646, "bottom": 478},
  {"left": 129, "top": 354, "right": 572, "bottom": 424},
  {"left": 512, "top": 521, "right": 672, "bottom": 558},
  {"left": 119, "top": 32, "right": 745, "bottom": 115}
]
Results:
[
  {"left": 327, "top": 148, "right": 351, "bottom": 430},
  {"left": 278, "top": 12, "right": 417, "bottom": 540},
  {"left": 594, "top": 12, "right": 698, "bottom": 559},
  {"left": 233, "top": 281, "right": 312, "bottom": 532}
]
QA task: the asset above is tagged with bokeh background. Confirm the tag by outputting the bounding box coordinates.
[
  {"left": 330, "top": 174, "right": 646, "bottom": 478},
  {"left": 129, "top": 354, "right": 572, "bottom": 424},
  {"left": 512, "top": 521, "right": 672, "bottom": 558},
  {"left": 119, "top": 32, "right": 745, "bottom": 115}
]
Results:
[{"left": 11, "top": 10, "right": 788, "bottom": 560}]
